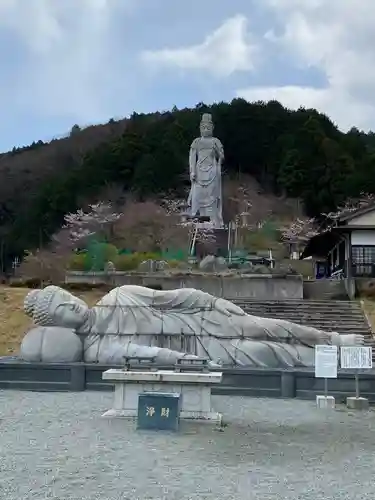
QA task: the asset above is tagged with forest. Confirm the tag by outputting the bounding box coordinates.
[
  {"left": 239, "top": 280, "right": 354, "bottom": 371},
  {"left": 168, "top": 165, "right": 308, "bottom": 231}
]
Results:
[{"left": 1, "top": 98, "right": 375, "bottom": 273}]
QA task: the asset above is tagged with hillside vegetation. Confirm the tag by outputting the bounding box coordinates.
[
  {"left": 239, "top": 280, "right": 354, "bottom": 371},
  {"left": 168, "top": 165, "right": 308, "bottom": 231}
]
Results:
[{"left": 1, "top": 99, "right": 375, "bottom": 271}]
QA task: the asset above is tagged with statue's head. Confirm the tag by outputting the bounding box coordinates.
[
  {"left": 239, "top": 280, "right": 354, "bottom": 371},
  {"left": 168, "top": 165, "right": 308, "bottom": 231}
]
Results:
[
  {"left": 200, "top": 113, "right": 213, "bottom": 138},
  {"left": 24, "top": 285, "right": 89, "bottom": 329}
]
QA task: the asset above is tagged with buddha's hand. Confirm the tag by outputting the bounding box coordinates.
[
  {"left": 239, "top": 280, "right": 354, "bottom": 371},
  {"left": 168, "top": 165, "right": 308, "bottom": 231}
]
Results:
[
  {"left": 340, "top": 334, "right": 365, "bottom": 346},
  {"left": 215, "top": 298, "right": 246, "bottom": 317}
]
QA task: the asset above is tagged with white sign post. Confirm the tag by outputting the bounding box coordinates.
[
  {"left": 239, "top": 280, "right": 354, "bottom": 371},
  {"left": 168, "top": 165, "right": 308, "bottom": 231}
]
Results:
[
  {"left": 315, "top": 345, "right": 338, "bottom": 408},
  {"left": 340, "top": 346, "right": 372, "bottom": 400}
]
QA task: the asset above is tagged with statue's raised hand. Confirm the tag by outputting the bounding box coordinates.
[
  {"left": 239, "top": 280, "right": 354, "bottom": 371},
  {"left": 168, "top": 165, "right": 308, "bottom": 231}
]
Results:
[{"left": 214, "top": 298, "right": 246, "bottom": 318}]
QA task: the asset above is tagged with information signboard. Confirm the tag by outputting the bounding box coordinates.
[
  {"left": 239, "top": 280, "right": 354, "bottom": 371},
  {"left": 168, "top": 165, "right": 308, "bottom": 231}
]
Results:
[
  {"left": 340, "top": 346, "right": 373, "bottom": 370},
  {"left": 315, "top": 345, "right": 338, "bottom": 379}
]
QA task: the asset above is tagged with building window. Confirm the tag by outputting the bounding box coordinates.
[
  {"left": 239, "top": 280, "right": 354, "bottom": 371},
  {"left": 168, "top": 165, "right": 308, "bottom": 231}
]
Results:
[{"left": 352, "top": 245, "right": 375, "bottom": 276}]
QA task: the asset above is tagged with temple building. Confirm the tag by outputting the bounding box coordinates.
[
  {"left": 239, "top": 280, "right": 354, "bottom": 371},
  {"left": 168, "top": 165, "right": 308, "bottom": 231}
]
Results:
[{"left": 301, "top": 203, "right": 375, "bottom": 279}]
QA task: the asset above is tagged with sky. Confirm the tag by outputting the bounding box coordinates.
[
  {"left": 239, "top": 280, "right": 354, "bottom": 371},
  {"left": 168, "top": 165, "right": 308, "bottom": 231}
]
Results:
[{"left": 0, "top": 0, "right": 374, "bottom": 152}]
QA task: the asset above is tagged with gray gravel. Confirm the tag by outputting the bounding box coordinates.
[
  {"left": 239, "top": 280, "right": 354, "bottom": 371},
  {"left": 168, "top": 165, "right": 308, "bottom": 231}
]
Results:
[{"left": 1, "top": 392, "right": 375, "bottom": 500}]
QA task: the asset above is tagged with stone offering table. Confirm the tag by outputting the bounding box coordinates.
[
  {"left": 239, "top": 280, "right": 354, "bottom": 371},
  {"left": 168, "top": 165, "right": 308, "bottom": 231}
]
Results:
[{"left": 101, "top": 369, "right": 223, "bottom": 423}]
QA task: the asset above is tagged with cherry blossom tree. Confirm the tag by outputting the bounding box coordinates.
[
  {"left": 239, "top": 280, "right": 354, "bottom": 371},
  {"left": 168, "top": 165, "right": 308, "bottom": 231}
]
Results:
[
  {"left": 113, "top": 199, "right": 190, "bottom": 253},
  {"left": 282, "top": 193, "right": 375, "bottom": 244},
  {"left": 62, "top": 202, "right": 122, "bottom": 243},
  {"left": 280, "top": 193, "right": 375, "bottom": 262},
  {"left": 280, "top": 217, "right": 319, "bottom": 243},
  {"left": 322, "top": 193, "right": 375, "bottom": 223},
  {"left": 112, "top": 197, "right": 216, "bottom": 256},
  {"left": 16, "top": 202, "right": 122, "bottom": 283}
]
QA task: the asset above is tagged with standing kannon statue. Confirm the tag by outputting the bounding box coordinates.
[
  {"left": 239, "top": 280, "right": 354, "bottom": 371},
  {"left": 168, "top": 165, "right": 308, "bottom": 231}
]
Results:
[{"left": 187, "top": 113, "right": 224, "bottom": 228}]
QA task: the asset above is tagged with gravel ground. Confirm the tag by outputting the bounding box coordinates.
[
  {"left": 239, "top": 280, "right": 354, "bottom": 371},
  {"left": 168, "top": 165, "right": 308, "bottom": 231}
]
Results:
[{"left": 1, "top": 392, "right": 375, "bottom": 500}]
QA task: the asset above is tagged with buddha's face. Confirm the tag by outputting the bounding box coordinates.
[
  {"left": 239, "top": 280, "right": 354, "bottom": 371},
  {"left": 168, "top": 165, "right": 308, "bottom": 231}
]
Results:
[
  {"left": 200, "top": 123, "right": 213, "bottom": 138},
  {"left": 51, "top": 290, "right": 89, "bottom": 329}
]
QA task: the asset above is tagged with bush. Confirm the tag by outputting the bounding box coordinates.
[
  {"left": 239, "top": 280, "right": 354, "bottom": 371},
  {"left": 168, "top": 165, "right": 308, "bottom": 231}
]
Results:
[
  {"left": 9, "top": 277, "right": 44, "bottom": 288},
  {"left": 167, "top": 260, "right": 180, "bottom": 268},
  {"left": 68, "top": 253, "right": 92, "bottom": 271},
  {"left": 113, "top": 254, "right": 139, "bottom": 271},
  {"left": 63, "top": 282, "right": 111, "bottom": 292},
  {"left": 67, "top": 250, "right": 180, "bottom": 272},
  {"left": 68, "top": 244, "right": 120, "bottom": 271},
  {"left": 113, "top": 252, "right": 160, "bottom": 271},
  {"left": 95, "top": 242, "right": 118, "bottom": 263},
  {"left": 15, "top": 249, "right": 68, "bottom": 283}
]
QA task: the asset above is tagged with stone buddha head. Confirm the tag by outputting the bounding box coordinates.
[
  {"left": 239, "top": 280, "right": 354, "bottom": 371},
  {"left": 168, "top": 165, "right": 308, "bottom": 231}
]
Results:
[
  {"left": 200, "top": 113, "right": 213, "bottom": 138},
  {"left": 24, "top": 285, "right": 89, "bottom": 329}
]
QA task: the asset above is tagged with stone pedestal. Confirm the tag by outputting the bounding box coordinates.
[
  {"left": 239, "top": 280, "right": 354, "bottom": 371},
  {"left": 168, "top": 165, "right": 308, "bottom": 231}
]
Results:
[
  {"left": 346, "top": 397, "right": 369, "bottom": 410},
  {"left": 316, "top": 395, "right": 335, "bottom": 409},
  {"left": 101, "top": 369, "right": 222, "bottom": 424}
]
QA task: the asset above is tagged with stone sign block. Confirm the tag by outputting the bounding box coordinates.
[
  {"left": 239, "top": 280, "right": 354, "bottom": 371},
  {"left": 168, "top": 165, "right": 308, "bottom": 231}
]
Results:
[{"left": 137, "top": 392, "right": 181, "bottom": 431}]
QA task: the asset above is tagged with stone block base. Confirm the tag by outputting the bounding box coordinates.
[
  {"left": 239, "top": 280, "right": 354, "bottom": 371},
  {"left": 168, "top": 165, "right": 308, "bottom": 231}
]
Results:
[
  {"left": 101, "top": 370, "right": 223, "bottom": 426},
  {"left": 316, "top": 395, "right": 335, "bottom": 409},
  {"left": 346, "top": 397, "right": 369, "bottom": 410}
]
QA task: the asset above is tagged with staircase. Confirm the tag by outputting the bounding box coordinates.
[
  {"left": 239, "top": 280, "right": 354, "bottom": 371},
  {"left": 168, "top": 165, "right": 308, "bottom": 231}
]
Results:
[{"left": 229, "top": 298, "right": 375, "bottom": 349}]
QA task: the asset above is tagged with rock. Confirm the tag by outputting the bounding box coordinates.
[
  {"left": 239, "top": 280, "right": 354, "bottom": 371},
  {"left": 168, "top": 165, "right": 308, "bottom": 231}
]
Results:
[
  {"left": 175, "top": 261, "right": 192, "bottom": 271},
  {"left": 252, "top": 265, "right": 272, "bottom": 274},
  {"left": 138, "top": 259, "right": 156, "bottom": 272},
  {"left": 238, "top": 262, "right": 255, "bottom": 272},
  {"left": 156, "top": 260, "right": 170, "bottom": 271},
  {"left": 138, "top": 259, "right": 170, "bottom": 273},
  {"left": 20, "top": 326, "right": 82, "bottom": 363},
  {"left": 199, "top": 255, "right": 228, "bottom": 273},
  {"left": 199, "top": 255, "right": 216, "bottom": 272},
  {"left": 228, "top": 261, "right": 240, "bottom": 269},
  {"left": 215, "top": 256, "right": 228, "bottom": 271},
  {"left": 104, "top": 261, "right": 116, "bottom": 273}
]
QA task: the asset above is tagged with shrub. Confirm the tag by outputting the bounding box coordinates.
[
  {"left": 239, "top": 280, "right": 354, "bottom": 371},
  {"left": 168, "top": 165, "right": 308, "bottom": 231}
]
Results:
[
  {"left": 63, "top": 282, "right": 111, "bottom": 292},
  {"left": 67, "top": 253, "right": 92, "bottom": 271},
  {"left": 68, "top": 244, "right": 120, "bottom": 271},
  {"left": 113, "top": 252, "right": 160, "bottom": 271},
  {"left": 15, "top": 248, "right": 68, "bottom": 283},
  {"left": 113, "top": 254, "right": 139, "bottom": 271},
  {"left": 87, "top": 242, "right": 118, "bottom": 263},
  {"left": 167, "top": 260, "right": 180, "bottom": 268},
  {"left": 9, "top": 277, "right": 44, "bottom": 288}
]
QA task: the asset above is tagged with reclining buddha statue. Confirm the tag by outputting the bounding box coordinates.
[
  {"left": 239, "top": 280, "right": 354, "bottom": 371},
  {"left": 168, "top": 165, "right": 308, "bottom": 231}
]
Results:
[{"left": 21, "top": 284, "right": 364, "bottom": 367}]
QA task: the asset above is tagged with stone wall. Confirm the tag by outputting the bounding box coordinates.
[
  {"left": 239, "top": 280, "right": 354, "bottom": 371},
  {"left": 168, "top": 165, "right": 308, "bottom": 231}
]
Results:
[
  {"left": 355, "top": 278, "right": 375, "bottom": 298},
  {"left": 1, "top": 359, "right": 374, "bottom": 401},
  {"left": 303, "top": 279, "right": 349, "bottom": 300},
  {"left": 276, "top": 259, "right": 315, "bottom": 278},
  {"left": 65, "top": 271, "right": 303, "bottom": 299}
]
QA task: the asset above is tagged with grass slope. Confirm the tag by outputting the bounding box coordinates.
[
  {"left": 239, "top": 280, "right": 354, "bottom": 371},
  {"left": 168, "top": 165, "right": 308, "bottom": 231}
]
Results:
[{"left": 0, "top": 287, "right": 104, "bottom": 356}]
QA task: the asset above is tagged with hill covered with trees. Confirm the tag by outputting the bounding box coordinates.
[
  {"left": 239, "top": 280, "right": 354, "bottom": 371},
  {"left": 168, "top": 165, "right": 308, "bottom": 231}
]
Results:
[{"left": 1, "top": 98, "right": 375, "bottom": 272}]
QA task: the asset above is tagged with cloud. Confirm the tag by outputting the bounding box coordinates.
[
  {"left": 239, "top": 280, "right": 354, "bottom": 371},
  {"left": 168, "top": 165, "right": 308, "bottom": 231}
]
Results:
[
  {"left": 0, "top": 0, "right": 136, "bottom": 122},
  {"left": 236, "top": 86, "right": 373, "bottom": 132},
  {"left": 1, "top": 0, "right": 375, "bottom": 150},
  {"left": 237, "top": 0, "right": 375, "bottom": 131},
  {"left": 141, "top": 15, "right": 258, "bottom": 78}
]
